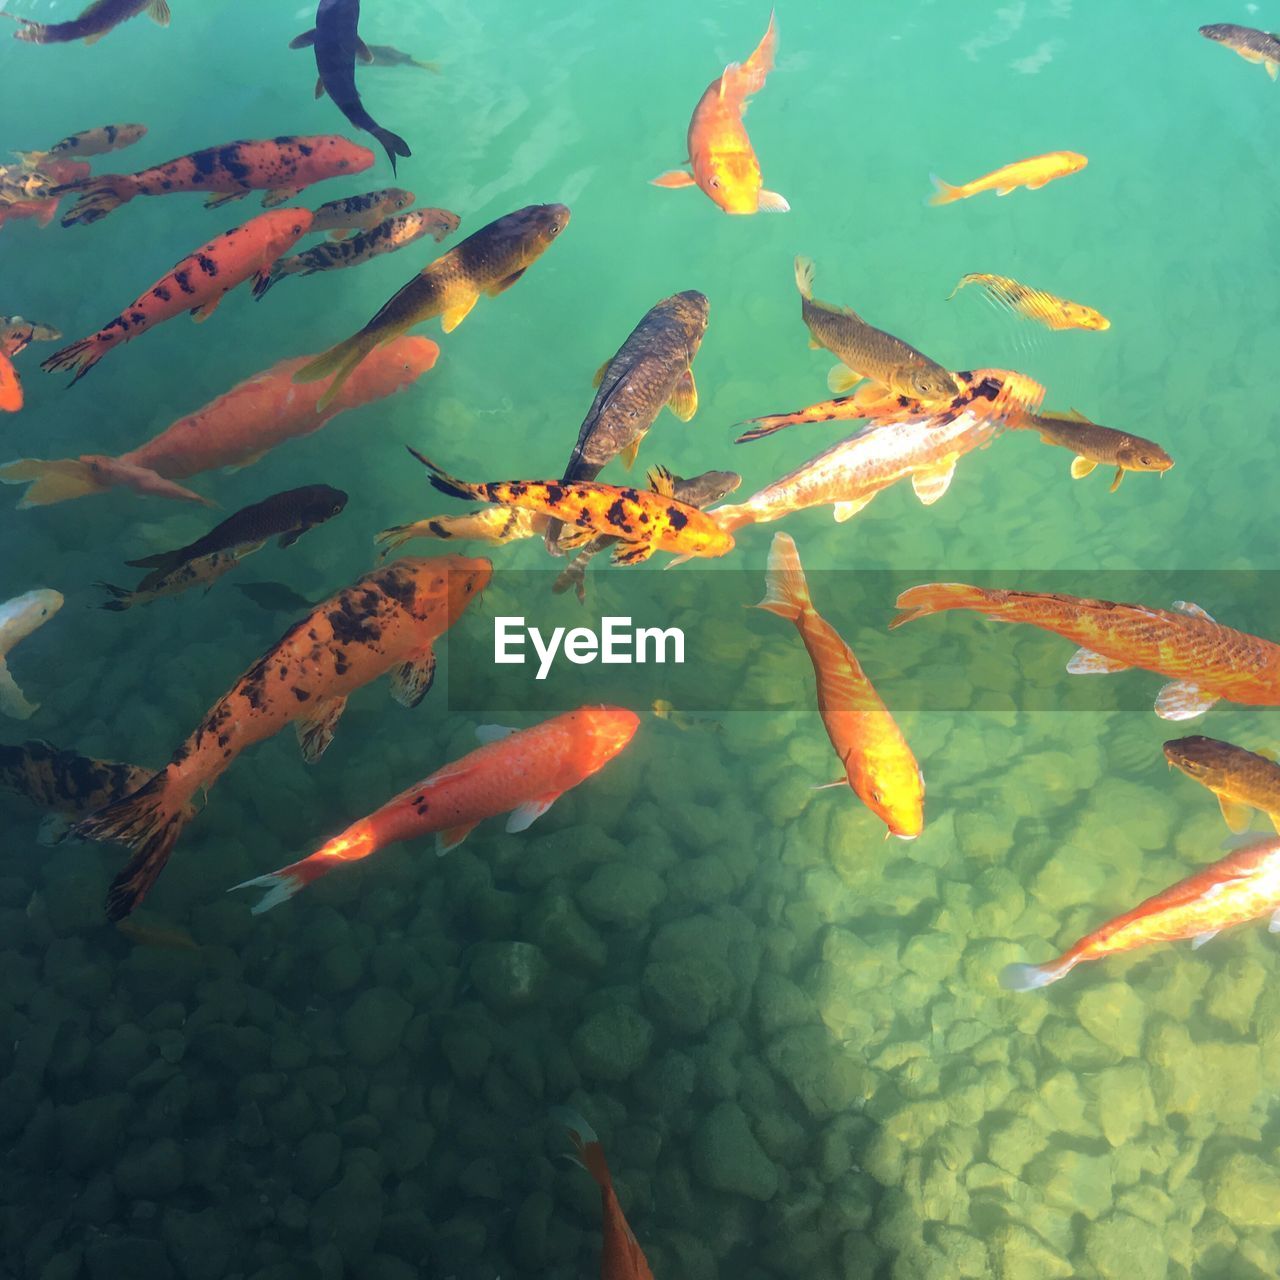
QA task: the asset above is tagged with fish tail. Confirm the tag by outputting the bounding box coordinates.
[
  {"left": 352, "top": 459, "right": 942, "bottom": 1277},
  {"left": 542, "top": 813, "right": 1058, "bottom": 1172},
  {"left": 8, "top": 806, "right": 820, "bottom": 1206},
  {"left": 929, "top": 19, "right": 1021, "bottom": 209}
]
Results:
[
  {"left": 230, "top": 824, "right": 376, "bottom": 912},
  {"left": 372, "top": 522, "right": 419, "bottom": 557},
  {"left": 0, "top": 457, "right": 109, "bottom": 507},
  {"left": 999, "top": 953, "right": 1079, "bottom": 991},
  {"left": 410, "top": 58, "right": 441, "bottom": 72},
  {"left": 551, "top": 1106, "right": 614, "bottom": 1190},
  {"left": 57, "top": 175, "right": 137, "bottom": 227},
  {"left": 793, "top": 255, "right": 815, "bottom": 300},
  {"left": 95, "top": 582, "right": 132, "bottom": 611},
  {"left": 0, "top": 11, "right": 47, "bottom": 41},
  {"left": 73, "top": 767, "right": 195, "bottom": 920},
  {"left": 753, "top": 531, "right": 811, "bottom": 621},
  {"left": 734, "top": 417, "right": 794, "bottom": 443},
  {"left": 41, "top": 336, "right": 106, "bottom": 387},
  {"left": 928, "top": 174, "right": 962, "bottom": 206},
  {"left": 372, "top": 127, "right": 413, "bottom": 175},
  {"left": 294, "top": 329, "right": 381, "bottom": 410},
  {"left": 406, "top": 446, "right": 481, "bottom": 502},
  {"left": 889, "top": 582, "right": 993, "bottom": 630},
  {"left": 946, "top": 274, "right": 978, "bottom": 302},
  {"left": 737, "top": 9, "right": 778, "bottom": 95}
]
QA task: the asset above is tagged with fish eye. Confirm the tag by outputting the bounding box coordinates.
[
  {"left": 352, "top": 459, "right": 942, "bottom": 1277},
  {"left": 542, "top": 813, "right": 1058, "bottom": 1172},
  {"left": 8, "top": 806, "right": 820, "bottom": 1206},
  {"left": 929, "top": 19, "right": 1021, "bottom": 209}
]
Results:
[
  {"left": 548, "top": 220, "right": 562, "bottom": 235},
  {"left": 708, "top": 177, "right": 721, "bottom": 189}
]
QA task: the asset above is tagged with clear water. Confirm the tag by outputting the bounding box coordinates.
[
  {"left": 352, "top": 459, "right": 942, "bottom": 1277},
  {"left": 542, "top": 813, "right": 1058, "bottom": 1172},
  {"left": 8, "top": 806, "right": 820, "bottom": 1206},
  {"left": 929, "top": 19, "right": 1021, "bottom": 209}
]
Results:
[{"left": 3, "top": 0, "right": 1279, "bottom": 1277}]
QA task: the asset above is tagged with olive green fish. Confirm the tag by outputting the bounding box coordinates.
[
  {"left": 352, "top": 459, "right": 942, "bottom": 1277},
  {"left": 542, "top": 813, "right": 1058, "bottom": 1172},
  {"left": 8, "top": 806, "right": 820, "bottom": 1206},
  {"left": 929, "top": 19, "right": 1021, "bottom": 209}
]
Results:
[{"left": 1012, "top": 408, "right": 1174, "bottom": 491}]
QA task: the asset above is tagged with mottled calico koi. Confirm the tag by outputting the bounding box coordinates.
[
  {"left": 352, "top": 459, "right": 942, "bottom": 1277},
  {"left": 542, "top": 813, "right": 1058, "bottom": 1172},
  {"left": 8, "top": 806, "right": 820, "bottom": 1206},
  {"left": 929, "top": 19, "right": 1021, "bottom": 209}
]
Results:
[
  {"left": 54, "top": 135, "right": 373, "bottom": 226},
  {"left": 412, "top": 450, "right": 734, "bottom": 565},
  {"left": 73, "top": 555, "right": 492, "bottom": 919},
  {"left": 14, "top": 122, "right": 147, "bottom": 167},
  {"left": 97, "top": 551, "right": 244, "bottom": 612},
  {"left": 41, "top": 208, "right": 313, "bottom": 385},
  {"left": 253, "top": 207, "right": 460, "bottom": 298},
  {"left": 375, "top": 507, "right": 547, "bottom": 558},
  {"left": 2, "top": 0, "right": 168, "bottom": 45},
  {"left": 296, "top": 203, "right": 569, "bottom": 410},
  {"left": 1164, "top": 736, "right": 1280, "bottom": 834},
  {"left": 1, "top": 316, "right": 62, "bottom": 358},
  {"left": 890, "top": 586, "right": 1280, "bottom": 721},
  {"left": 309, "top": 186, "right": 414, "bottom": 236},
  {"left": 1200, "top": 23, "right": 1280, "bottom": 78}
]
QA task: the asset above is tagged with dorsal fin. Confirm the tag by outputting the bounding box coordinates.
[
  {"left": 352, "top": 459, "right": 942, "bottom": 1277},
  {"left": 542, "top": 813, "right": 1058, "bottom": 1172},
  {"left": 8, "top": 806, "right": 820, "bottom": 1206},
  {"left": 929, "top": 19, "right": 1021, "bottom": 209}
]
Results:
[
  {"left": 646, "top": 466, "right": 676, "bottom": 498},
  {"left": 1063, "top": 407, "right": 1095, "bottom": 424}
]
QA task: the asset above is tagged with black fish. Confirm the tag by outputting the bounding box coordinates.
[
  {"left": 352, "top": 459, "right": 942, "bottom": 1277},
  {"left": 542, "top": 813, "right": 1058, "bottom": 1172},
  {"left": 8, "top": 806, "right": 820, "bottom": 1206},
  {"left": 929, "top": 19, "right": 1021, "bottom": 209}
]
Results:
[
  {"left": 2, "top": 0, "right": 169, "bottom": 45},
  {"left": 125, "top": 484, "right": 347, "bottom": 575},
  {"left": 234, "top": 581, "right": 323, "bottom": 613},
  {"left": 290, "top": 0, "right": 411, "bottom": 173}
]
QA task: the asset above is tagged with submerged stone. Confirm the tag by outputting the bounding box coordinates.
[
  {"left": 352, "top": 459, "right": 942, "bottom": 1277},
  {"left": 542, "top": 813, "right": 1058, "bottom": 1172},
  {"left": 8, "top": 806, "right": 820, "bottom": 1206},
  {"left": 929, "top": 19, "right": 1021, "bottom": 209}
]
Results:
[{"left": 690, "top": 1101, "right": 779, "bottom": 1202}]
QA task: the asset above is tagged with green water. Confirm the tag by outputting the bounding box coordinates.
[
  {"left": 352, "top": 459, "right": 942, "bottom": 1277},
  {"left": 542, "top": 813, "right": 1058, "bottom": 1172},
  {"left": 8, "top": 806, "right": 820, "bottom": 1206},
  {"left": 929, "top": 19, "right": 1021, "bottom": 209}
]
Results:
[{"left": 3, "top": 0, "right": 1280, "bottom": 1277}]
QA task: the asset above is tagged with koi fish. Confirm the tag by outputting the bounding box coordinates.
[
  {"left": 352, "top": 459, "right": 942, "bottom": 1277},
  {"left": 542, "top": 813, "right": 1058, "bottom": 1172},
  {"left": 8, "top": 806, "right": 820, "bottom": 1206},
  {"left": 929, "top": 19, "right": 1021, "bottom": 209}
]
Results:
[
  {"left": 231, "top": 706, "right": 639, "bottom": 911},
  {"left": 949, "top": 273, "right": 1108, "bottom": 332},
  {"left": 413, "top": 451, "right": 734, "bottom": 565},
  {"left": 0, "top": 159, "right": 89, "bottom": 231},
  {"left": 309, "top": 186, "right": 414, "bottom": 236},
  {"left": 54, "top": 135, "right": 373, "bottom": 226},
  {"left": 553, "top": 469, "right": 740, "bottom": 602},
  {"left": 710, "top": 370, "right": 1032, "bottom": 535},
  {"left": 796, "top": 256, "right": 962, "bottom": 401},
  {"left": 253, "top": 207, "right": 460, "bottom": 299},
  {"left": 234, "top": 581, "right": 323, "bottom": 614},
  {"left": 652, "top": 11, "right": 788, "bottom": 215},
  {"left": 0, "top": 590, "right": 63, "bottom": 720},
  {"left": 14, "top": 122, "right": 147, "bottom": 167},
  {"left": 98, "top": 551, "right": 245, "bottom": 612},
  {"left": 1200, "top": 23, "right": 1280, "bottom": 78},
  {"left": 929, "top": 151, "right": 1087, "bottom": 205},
  {"left": 1, "top": 337, "right": 436, "bottom": 507},
  {"left": 1001, "top": 836, "right": 1280, "bottom": 989},
  {"left": 98, "top": 484, "right": 348, "bottom": 608},
  {"left": 553, "top": 1107, "right": 656, "bottom": 1280},
  {"left": 116, "top": 918, "right": 198, "bottom": 951},
  {"left": 1164, "top": 736, "right": 1280, "bottom": 834},
  {"left": 0, "top": 166, "right": 54, "bottom": 201},
  {"left": 376, "top": 508, "right": 548, "bottom": 557},
  {"left": 651, "top": 699, "right": 723, "bottom": 734},
  {"left": 42, "top": 208, "right": 312, "bottom": 386},
  {"left": 295, "top": 203, "right": 569, "bottom": 410},
  {"left": 72, "top": 555, "right": 491, "bottom": 919},
  {"left": 889, "top": 586, "right": 1280, "bottom": 721},
  {"left": 0, "top": 351, "right": 21, "bottom": 413},
  {"left": 1, "top": 0, "right": 168, "bottom": 44},
  {"left": 546, "top": 290, "right": 708, "bottom": 551},
  {"left": 1, "top": 316, "right": 62, "bottom": 358},
  {"left": 0, "top": 739, "right": 151, "bottom": 845},
  {"left": 1010, "top": 408, "right": 1173, "bottom": 491},
  {"left": 290, "top": 0, "right": 412, "bottom": 173},
  {"left": 755, "top": 533, "right": 923, "bottom": 837},
  {"left": 364, "top": 43, "right": 439, "bottom": 73}
]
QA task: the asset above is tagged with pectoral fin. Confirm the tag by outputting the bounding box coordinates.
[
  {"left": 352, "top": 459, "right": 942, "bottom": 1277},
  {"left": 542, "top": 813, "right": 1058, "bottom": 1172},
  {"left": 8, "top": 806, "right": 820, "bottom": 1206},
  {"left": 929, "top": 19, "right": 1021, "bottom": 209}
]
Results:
[
  {"left": 190, "top": 297, "right": 222, "bottom": 324},
  {"left": 996, "top": 185, "right": 1017, "bottom": 196},
  {"left": 475, "top": 724, "right": 518, "bottom": 744},
  {"left": 651, "top": 170, "right": 696, "bottom": 189},
  {"left": 1109, "top": 468, "right": 1125, "bottom": 493},
  {"left": 827, "top": 364, "right": 862, "bottom": 395},
  {"left": 911, "top": 461, "right": 957, "bottom": 506},
  {"left": 264, "top": 186, "right": 305, "bottom": 207},
  {"left": 203, "top": 191, "right": 249, "bottom": 209},
  {"left": 315, "top": 76, "right": 327, "bottom": 99},
  {"left": 1155, "top": 680, "right": 1219, "bottom": 722},
  {"left": 1266, "top": 60, "right": 1278, "bottom": 81},
  {"left": 667, "top": 368, "right": 698, "bottom": 421},
  {"left": 295, "top": 694, "right": 348, "bottom": 763},
  {"left": 612, "top": 541, "right": 655, "bottom": 566},
  {"left": 148, "top": 0, "right": 171, "bottom": 24},
  {"left": 436, "top": 822, "right": 479, "bottom": 855},
  {"left": 1218, "top": 795, "right": 1254, "bottom": 834},
  {"left": 1066, "top": 647, "right": 1132, "bottom": 675},
  {"left": 1269, "top": 907, "right": 1280, "bottom": 932},
  {"left": 390, "top": 651, "right": 437, "bottom": 708},
  {"left": 620, "top": 440, "right": 641, "bottom": 471},
  {"left": 832, "top": 496, "right": 873, "bottom": 523},
  {"left": 356, "top": 39, "right": 375, "bottom": 63},
  {"left": 485, "top": 268, "right": 527, "bottom": 297},
  {"left": 1070, "top": 456, "right": 1097, "bottom": 480},
  {"left": 441, "top": 294, "right": 477, "bottom": 333},
  {"left": 1191, "top": 930, "right": 1220, "bottom": 950},
  {"left": 757, "top": 189, "right": 790, "bottom": 213},
  {"left": 506, "top": 795, "right": 560, "bottom": 833},
  {"left": 591, "top": 359, "right": 610, "bottom": 388},
  {"left": 1172, "top": 600, "right": 1215, "bottom": 621},
  {"left": 289, "top": 28, "right": 317, "bottom": 49}
]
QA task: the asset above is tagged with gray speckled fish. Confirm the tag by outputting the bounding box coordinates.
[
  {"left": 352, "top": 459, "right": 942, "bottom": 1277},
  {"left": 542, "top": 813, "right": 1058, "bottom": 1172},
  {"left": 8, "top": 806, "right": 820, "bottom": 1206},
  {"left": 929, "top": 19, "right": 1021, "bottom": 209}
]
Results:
[{"left": 1199, "top": 23, "right": 1280, "bottom": 78}]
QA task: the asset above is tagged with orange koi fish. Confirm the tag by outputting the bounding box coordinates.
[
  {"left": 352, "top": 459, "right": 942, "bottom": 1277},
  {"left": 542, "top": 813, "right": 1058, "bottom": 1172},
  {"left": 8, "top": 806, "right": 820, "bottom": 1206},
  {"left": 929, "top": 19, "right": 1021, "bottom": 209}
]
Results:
[
  {"left": 3, "top": 337, "right": 435, "bottom": 507},
  {"left": 948, "top": 273, "right": 1109, "bottom": 332},
  {"left": 54, "top": 135, "right": 374, "bottom": 226},
  {"left": 554, "top": 1107, "right": 656, "bottom": 1280},
  {"left": 652, "top": 11, "right": 788, "bottom": 215},
  {"left": 0, "top": 350, "right": 21, "bottom": 413},
  {"left": 710, "top": 370, "right": 1035, "bottom": 535},
  {"left": 1164, "top": 736, "right": 1280, "bottom": 834},
  {"left": 756, "top": 533, "right": 923, "bottom": 837},
  {"left": 232, "top": 706, "right": 639, "bottom": 911},
  {"left": 73, "top": 555, "right": 491, "bottom": 919},
  {"left": 890, "top": 585, "right": 1280, "bottom": 721},
  {"left": 1001, "top": 836, "right": 1280, "bottom": 989},
  {"left": 929, "top": 151, "right": 1087, "bottom": 205},
  {"left": 41, "top": 209, "right": 314, "bottom": 386},
  {"left": 413, "top": 451, "right": 734, "bottom": 564}
]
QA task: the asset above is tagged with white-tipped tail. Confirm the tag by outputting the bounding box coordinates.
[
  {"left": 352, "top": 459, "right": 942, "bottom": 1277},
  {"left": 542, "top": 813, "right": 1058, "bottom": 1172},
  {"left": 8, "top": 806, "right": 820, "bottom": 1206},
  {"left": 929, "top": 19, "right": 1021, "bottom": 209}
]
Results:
[
  {"left": 228, "top": 869, "right": 304, "bottom": 914},
  {"left": 753, "top": 531, "right": 811, "bottom": 621},
  {"left": 793, "top": 255, "right": 815, "bottom": 300},
  {"left": 999, "top": 960, "right": 1068, "bottom": 991},
  {"left": 549, "top": 1104, "right": 598, "bottom": 1146}
]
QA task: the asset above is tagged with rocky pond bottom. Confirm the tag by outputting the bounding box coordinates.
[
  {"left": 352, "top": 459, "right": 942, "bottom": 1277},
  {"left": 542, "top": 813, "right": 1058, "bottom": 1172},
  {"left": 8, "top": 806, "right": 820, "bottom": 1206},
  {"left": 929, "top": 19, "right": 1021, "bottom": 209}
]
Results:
[{"left": 3, "top": 689, "right": 1280, "bottom": 1280}]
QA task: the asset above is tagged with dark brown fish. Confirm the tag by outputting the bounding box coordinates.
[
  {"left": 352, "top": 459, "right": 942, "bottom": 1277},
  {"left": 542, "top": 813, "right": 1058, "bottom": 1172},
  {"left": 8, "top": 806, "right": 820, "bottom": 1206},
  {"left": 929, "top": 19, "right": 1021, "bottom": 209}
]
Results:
[
  {"left": 1011, "top": 408, "right": 1174, "bottom": 492},
  {"left": 2, "top": 0, "right": 169, "bottom": 45},
  {"left": 551, "top": 468, "right": 740, "bottom": 600},
  {"left": 1199, "top": 23, "right": 1280, "bottom": 77},
  {"left": 1164, "top": 736, "right": 1280, "bottom": 833},
  {"left": 295, "top": 203, "right": 570, "bottom": 409},
  {"left": 0, "top": 739, "right": 152, "bottom": 844},
  {"left": 546, "top": 291, "right": 708, "bottom": 552}
]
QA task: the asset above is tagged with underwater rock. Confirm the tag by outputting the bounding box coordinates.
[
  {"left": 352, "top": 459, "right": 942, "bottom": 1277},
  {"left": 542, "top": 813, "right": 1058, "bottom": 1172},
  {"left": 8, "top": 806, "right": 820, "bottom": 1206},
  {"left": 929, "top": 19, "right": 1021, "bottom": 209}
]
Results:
[
  {"left": 986, "top": 1223, "right": 1073, "bottom": 1280},
  {"left": 577, "top": 863, "right": 667, "bottom": 929},
  {"left": 1147, "top": 1020, "right": 1261, "bottom": 1124},
  {"left": 310, "top": 1164, "right": 385, "bottom": 1263},
  {"left": 528, "top": 890, "right": 608, "bottom": 969},
  {"left": 570, "top": 1003, "right": 653, "bottom": 1081},
  {"left": 753, "top": 971, "right": 816, "bottom": 1039},
  {"left": 161, "top": 1207, "right": 234, "bottom": 1280},
  {"left": 58, "top": 1094, "right": 129, "bottom": 1174},
  {"left": 1206, "top": 1151, "right": 1280, "bottom": 1228},
  {"left": 467, "top": 941, "right": 550, "bottom": 1011},
  {"left": 296, "top": 1132, "right": 343, "bottom": 1196},
  {"left": 984, "top": 1115, "right": 1046, "bottom": 1178},
  {"left": 1026, "top": 1148, "right": 1114, "bottom": 1220},
  {"left": 642, "top": 959, "right": 733, "bottom": 1036},
  {"left": 85, "top": 1236, "right": 174, "bottom": 1280},
  {"left": 1039, "top": 1020, "right": 1121, "bottom": 1072},
  {"left": 1082, "top": 1211, "right": 1168, "bottom": 1279},
  {"left": 341, "top": 987, "right": 412, "bottom": 1067},
  {"left": 1089, "top": 1063, "right": 1156, "bottom": 1147},
  {"left": 764, "top": 1024, "right": 868, "bottom": 1120},
  {"left": 114, "top": 1137, "right": 185, "bottom": 1199},
  {"left": 899, "top": 930, "right": 963, "bottom": 983},
  {"left": 690, "top": 1100, "right": 779, "bottom": 1201},
  {"left": 1201, "top": 954, "right": 1266, "bottom": 1034},
  {"left": 1074, "top": 982, "right": 1148, "bottom": 1058}
]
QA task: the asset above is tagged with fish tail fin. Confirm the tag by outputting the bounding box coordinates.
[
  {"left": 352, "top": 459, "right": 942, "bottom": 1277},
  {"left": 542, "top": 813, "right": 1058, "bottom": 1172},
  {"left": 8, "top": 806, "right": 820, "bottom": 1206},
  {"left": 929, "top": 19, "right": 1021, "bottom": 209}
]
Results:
[
  {"left": 372, "top": 523, "right": 418, "bottom": 557},
  {"left": 57, "top": 175, "right": 137, "bottom": 227},
  {"left": 889, "top": 582, "right": 992, "bottom": 630},
  {"left": 12, "top": 148, "right": 49, "bottom": 169},
  {"left": 230, "top": 825, "right": 375, "bottom": 912},
  {"left": 999, "top": 954, "right": 1078, "bottom": 991},
  {"left": 406, "top": 446, "right": 480, "bottom": 502},
  {"left": 41, "top": 336, "right": 105, "bottom": 387},
  {"left": 293, "top": 329, "right": 380, "bottom": 410},
  {"left": 928, "top": 174, "right": 962, "bottom": 206},
  {"left": 0, "top": 457, "right": 109, "bottom": 507},
  {"left": 72, "top": 768, "right": 195, "bottom": 920},
  {"left": 410, "top": 58, "right": 441, "bottom": 72},
  {"left": 0, "top": 11, "right": 46, "bottom": 41},
  {"left": 551, "top": 1106, "right": 614, "bottom": 1189},
  {"left": 753, "top": 531, "right": 811, "bottom": 621},
  {"left": 793, "top": 255, "right": 815, "bottom": 301},
  {"left": 734, "top": 416, "right": 793, "bottom": 443},
  {"left": 737, "top": 9, "right": 778, "bottom": 95},
  {"left": 95, "top": 582, "right": 132, "bottom": 611},
  {"left": 372, "top": 128, "right": 413, "bottom": 175}
]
